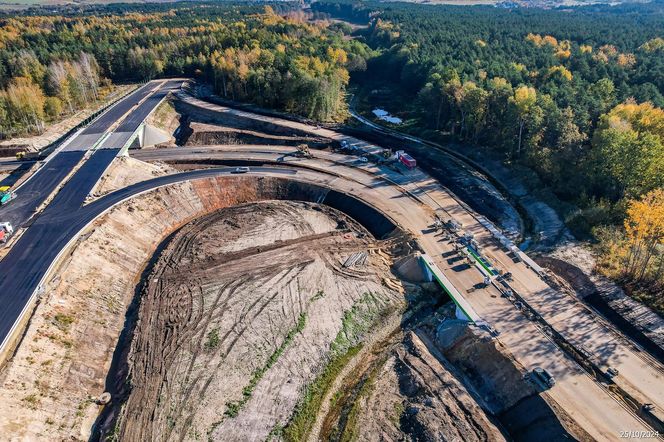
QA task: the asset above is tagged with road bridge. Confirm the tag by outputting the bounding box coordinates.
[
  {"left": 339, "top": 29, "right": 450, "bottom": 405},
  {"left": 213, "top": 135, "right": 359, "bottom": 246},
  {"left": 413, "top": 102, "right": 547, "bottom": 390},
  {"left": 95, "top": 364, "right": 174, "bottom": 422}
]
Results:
[{"left": 0, "top": 79, "right": 182, "bottom": 361}]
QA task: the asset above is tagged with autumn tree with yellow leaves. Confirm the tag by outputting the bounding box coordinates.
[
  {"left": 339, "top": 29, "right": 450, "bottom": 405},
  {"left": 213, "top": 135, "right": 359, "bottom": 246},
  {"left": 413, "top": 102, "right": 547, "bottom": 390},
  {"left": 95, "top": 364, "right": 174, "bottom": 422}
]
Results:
[
  {"left": 596, "top": 189, "right": 664, "bottom": 311},
  {"left": 623, "top": 189, "right": 664, "bottom": 282}
]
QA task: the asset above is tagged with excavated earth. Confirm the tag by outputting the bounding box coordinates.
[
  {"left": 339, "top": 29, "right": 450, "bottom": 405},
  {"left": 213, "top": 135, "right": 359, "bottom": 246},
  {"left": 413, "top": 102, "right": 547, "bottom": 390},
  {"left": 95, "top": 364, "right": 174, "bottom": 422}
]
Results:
[
  {"left": 97, "top": 196, "right": 540, "bottom": 442},
  {"left": 99, "top": 200, "right": 406, "bottom": 441},
  {"left": 0, "top": 95, "right": 592, "bottom": 441}
]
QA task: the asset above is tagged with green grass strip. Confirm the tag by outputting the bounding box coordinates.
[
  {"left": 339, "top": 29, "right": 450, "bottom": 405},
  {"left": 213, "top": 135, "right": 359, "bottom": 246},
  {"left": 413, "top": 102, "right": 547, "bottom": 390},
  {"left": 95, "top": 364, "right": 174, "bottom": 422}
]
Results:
[{"left": 225, "top": 313, "right": 307, "bottom": 418}]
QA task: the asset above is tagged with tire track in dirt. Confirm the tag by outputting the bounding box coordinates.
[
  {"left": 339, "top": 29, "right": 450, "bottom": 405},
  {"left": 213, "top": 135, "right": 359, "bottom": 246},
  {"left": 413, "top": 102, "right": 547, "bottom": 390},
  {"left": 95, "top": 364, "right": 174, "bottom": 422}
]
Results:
[{"left": 104, "top": 200, "right": 405, "bottom": 441}]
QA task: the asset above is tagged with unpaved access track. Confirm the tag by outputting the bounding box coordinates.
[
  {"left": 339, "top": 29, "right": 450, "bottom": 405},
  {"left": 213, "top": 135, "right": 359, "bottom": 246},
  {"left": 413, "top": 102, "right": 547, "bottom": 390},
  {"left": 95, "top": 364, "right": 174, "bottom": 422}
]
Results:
[{"left": 1, "top": 86, "right": 662, "bottom": 442}]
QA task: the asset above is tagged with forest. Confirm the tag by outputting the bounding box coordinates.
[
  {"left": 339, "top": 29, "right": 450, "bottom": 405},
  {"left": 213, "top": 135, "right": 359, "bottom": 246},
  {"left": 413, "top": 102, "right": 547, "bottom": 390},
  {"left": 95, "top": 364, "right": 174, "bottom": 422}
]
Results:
[
  {"left": 311, "top": 0, "right": 664, "bottom": 304},
  {"left": 0, "top": 0, "right": 662, "bottom": 304},
  {"left": 0, "top": 2, "right": 369, "bottom": 136}
]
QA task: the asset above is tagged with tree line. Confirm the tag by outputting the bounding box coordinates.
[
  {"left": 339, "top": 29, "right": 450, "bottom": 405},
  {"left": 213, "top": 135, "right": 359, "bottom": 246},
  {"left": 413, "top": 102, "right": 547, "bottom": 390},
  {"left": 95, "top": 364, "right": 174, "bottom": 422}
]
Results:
[
  {"left": 0, "top": 2, "right": 371, "bottom": 133},
  {"left": 313, "top": 0, "right": 663, "bottom": 301},
  {"left": 0, "top": 51, "right": 103, "bottom": 137}
]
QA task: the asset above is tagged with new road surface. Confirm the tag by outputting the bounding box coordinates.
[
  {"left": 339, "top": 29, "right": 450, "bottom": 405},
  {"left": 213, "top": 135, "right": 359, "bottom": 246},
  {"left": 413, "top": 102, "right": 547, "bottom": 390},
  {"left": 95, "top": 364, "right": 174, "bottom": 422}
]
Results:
[
  {"left": 0, "top": 79, "right": 182, "bottom": 356},
  {"left": 0, "top": 80, "right": 182, "bottom": 229}
]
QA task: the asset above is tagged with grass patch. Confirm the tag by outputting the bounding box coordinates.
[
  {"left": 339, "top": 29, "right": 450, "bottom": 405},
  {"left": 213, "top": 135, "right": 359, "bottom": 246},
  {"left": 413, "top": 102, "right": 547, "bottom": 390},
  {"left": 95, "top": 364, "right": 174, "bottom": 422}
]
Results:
[
  {"left": 53, "top": 313, "right": 74, "bottom": 332},
  {"left": 311, "top": 290, "right": 325, "bottom": 301},
  {"left": 224, "top": 313, "right": 307, "bottom": 418},
  {"left": 266, "top": 423, "right": 284, "bottom": 441},
  {"left": 336, "top": 359, "right": 383, "bottom": 442},
  {"left": 22, "top": 394, "right": 40, "bottom": 409},
  {"left": 282, "top": 344, "right": 362, "bottom": 442},
  {"left": 282, "top": 292, "right": 386, "bottom": 442},
  {"left": 391, "top": 401, "right": 405, "bottom": 426},
  {"left": 204, "top": 328, "right": 220, "bottom": 350}
]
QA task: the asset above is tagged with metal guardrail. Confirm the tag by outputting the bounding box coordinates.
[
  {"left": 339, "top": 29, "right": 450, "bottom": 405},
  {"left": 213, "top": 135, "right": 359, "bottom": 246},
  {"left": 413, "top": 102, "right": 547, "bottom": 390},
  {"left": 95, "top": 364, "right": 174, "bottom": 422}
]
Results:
[
  {"left": 31, "top": 84, "right": 145, "bottom": 161},
  {"left": 493, "top": 276, "right": 664, "bottom": 432}
]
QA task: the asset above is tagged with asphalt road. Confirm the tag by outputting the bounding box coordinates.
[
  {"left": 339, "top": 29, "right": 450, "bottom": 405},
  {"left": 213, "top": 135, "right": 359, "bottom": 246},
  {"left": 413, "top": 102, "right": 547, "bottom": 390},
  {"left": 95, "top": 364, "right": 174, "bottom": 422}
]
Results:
[
  {"left": 0, "top": 88, "right": 661, "bottom": 439},
  {"left": 0, "top": 80, "right": 182, "bottom": 353},
  {"left": 0, "top": 81, "right": 179, "bottom": 229},
  {"left": 0, "top": 166, "right": 293, "bottom": 348},
  {"left": 0, "top": 151, "right": 85, "bottom": 227}
]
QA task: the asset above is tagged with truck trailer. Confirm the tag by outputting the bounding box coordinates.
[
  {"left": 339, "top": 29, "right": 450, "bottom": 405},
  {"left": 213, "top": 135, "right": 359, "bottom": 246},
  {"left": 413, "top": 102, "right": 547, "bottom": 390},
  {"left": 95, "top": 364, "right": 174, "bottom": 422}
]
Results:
[
  {"left": 0, "top": 222, "right": 13, "bottom": 244},
  {"left": 396, "top": 150, "right": 416, "bottom": 169}
]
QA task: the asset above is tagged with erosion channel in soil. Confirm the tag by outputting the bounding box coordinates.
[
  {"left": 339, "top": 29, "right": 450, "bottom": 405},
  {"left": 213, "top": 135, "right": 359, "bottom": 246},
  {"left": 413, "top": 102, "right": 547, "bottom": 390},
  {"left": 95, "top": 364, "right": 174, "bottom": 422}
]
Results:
[{"left": 92, "top": 177, "right": 579, "bottom": 442}]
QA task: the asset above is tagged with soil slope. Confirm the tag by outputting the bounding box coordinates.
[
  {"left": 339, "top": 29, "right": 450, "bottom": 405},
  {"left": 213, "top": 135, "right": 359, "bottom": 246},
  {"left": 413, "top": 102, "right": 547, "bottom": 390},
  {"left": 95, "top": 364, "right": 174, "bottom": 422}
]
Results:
[{"left": 108, "top": 201, "right": 405, "bottom": 442}]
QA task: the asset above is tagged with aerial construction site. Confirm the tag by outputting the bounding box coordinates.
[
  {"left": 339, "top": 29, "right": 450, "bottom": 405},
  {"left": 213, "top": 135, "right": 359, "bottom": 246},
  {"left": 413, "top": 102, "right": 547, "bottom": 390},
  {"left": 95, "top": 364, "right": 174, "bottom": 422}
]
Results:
[{"left": 0, "top": 80, "right": 662, "bottom": 442}]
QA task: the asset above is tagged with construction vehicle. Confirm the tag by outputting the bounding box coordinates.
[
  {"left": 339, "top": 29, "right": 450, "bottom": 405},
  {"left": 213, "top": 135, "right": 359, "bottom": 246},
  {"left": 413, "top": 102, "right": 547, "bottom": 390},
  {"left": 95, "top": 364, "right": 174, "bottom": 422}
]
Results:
[
  {"left": 295, "top": 144, "right": 312, "bottom": 158},
  {"left": 533, "top": 367, "right": 556, "bottom": 388},
  {"left": 16, "top": 151, "right": 40, "bottom": 161},
  {"left": 395, "top": 150, "right": 416, "bottom": 169},
  {"left": 0, "top": 222, "right": 13, "bottom": 244},
  {"left": 0, "top": 188, "right": 16, "bottom": 206}
]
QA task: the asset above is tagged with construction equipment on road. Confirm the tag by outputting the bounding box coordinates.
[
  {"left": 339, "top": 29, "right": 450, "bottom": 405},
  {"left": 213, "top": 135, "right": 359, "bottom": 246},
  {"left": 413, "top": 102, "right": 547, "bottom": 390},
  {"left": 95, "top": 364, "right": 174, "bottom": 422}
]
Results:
[
  {"left": 0, "top": 222, "right": 14, "bottom": 244},
  {"left": 533, "top": 367, "right": 556, "bottom": 388},
  {"left": 0, "top": 189, "right": 16, "bottom": 206},
  {"left": 395, "top": 150, "right": 416, "bottom": 169},
  {"left": 295, "top": 144, "right": 312, "bottom": 158},
  {"left": 15, "top": 151, "right": 40, "bottom": 161}
]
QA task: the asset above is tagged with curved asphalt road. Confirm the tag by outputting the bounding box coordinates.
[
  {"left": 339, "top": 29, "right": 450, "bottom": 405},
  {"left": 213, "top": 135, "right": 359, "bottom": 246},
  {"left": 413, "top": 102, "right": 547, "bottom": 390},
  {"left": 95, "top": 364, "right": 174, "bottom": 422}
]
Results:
[
  {"left": 0, "top": 81, "right": 182, "bottom": 229},
  {"left": 0, "top": 166, "right": 293, "bottom": 351},
  {"left": 0, "top": 80, "right": 183, "bottom": 353}
]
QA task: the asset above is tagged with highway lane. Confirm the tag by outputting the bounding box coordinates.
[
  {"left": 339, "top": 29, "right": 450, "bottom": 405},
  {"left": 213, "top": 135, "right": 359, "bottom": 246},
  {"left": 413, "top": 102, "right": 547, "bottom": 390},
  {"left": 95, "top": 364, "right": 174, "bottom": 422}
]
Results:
[
  {"left": 0, "top": 151, "right": 85, "bottom": 227},
  {"left": 47, "top": 149, "right": 121, "bottom": 215},
  {"left": 171, "top": 95, "right": 664, "bottom": 418},
  {"left": 134, "top": 145, "right": 664, "bottom": 436},
  {"left": 99, "top": 80, "right": 183, "bottom": 150},
  {"left": 62, "top": 83, "right": 154, "bottom": 152},
  {"left": 0, "top": 80, "right": 181, "bottom": 356},
  {"left": 0, "top": 151, "right": 655, "bottom": 438},
  {"left": 0, "top": 81, "right": 174, "bottom": 230}
]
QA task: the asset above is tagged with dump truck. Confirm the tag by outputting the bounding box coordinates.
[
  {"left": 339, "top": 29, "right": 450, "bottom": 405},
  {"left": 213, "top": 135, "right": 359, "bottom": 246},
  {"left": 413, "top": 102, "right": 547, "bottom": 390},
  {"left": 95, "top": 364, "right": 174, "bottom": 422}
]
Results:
[
  {"left": 395, "top": 150, "right": 416, "bottom": 169},
  {"left": 16, "top": 151, "right": 40, "bottom": 161}
]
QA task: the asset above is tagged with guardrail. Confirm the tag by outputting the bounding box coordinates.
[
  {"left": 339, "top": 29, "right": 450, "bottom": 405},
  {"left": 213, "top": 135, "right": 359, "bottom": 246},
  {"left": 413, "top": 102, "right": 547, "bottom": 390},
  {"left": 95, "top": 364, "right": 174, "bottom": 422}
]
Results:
[
  {"left": 32, "top": 84, "right": 145, "bottom": 161},
  {"left": 493, "top": 276, "right": 664, "bottom": 432}
]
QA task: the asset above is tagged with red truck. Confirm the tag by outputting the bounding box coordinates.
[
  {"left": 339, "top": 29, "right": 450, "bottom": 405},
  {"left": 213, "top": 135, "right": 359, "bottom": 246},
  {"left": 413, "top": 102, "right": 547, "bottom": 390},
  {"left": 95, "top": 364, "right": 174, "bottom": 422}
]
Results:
[{"left": 396, "top": 150, "right": 416, "bottom": 169}]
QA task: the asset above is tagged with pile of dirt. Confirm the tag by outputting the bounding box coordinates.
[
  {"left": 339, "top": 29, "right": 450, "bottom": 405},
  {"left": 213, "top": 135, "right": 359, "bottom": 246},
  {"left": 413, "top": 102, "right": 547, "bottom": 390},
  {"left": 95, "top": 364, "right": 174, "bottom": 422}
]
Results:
[
  {"left": 0, "top": 172, "right": 394, "bottom": 440},
  {"left": 182, "top": 121, "right": 334, "bottom": 149},
  {"left": 174, "top": 99, "right": 328, "bottom": 141},
  {"left": 99, "top": 200, "right": 406, "bottom": 441},
  {"left": 432, "top": 320, "right": 585, "bottom": 441},
  {"left": 0, "top": 181, "right": 209, "bottom": 441},
  {"left": 353, "top": 331, "right": 506, "bottom": 442},
  {"left": 545, "top": 243, "right": 664, "bottom": 360}
]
